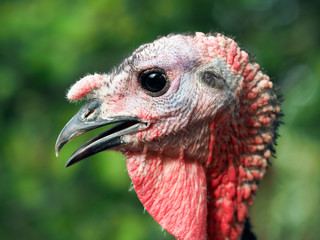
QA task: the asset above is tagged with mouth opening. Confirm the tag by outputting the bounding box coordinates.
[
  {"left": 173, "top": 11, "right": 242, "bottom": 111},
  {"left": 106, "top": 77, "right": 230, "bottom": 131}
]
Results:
[
  {"left": 81, "top": 120, "right": 143, "bottom": 148},
  {"left": 65, "top": 120, "right": 147, "bottom": 167}
]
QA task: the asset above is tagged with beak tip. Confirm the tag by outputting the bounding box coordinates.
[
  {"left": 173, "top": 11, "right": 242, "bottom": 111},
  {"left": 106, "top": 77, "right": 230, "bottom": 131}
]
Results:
[
  {"left": 55, "top": 139, "right": 68, "bottom": 157},
  {"left": 55, "top": 144, "right": 60, "bottom": 157},
  {"left": 65, "top": 161, "right": 71, "bottom": 168},
  {"left": 65, "top": 156, "right": 78, "bottom": 167}
]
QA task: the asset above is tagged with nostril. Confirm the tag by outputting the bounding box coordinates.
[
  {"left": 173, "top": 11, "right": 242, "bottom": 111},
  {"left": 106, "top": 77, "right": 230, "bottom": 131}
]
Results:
[
  {"left": 84, "top": 109, "right": 95, "bottom": 119},
  {"left": 80, "top": 99, "right": 101, "bottom": 121}
]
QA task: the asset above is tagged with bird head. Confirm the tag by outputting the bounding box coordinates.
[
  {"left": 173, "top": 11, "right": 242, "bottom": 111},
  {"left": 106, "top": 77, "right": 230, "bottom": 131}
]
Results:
[{"left": 56, "top": 32, "right": 281, "bottom": 240}]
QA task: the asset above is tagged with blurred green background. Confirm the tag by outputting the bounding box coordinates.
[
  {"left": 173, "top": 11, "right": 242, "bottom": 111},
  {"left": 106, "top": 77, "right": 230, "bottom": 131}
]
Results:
[{"left": 1, "top": 0, "right": 319, "bottom": 239}]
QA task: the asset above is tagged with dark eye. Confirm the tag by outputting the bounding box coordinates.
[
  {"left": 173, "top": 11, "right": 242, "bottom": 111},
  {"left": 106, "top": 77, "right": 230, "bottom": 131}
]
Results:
[{"left": 139, "top": 68, "right": 169, "bottom": 96}]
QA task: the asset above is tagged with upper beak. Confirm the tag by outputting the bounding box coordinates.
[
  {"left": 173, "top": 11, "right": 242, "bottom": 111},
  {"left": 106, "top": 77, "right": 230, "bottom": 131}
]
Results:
[{"left": 55, "top": 98, "right": 147, "bottom": 167}]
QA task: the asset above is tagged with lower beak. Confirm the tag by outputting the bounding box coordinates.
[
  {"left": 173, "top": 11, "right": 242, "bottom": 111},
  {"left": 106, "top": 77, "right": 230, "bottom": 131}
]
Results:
[{"left": 55, "top": 98, "right": 147, "bottom": 167}]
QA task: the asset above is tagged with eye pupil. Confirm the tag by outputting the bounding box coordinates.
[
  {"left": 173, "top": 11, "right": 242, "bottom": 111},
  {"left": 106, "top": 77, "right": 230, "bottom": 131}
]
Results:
[
  {"left": 139, "top": 68, "right": 169, "bottom": 96},
  {"left": 144, "top": 72, "right": 166, "bottom": 92}
]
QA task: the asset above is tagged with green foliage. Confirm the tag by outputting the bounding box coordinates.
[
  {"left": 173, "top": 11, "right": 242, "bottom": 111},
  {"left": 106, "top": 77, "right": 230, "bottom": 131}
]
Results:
[{"left": 0, "top": 0, "right": 319, "bottom": 239}]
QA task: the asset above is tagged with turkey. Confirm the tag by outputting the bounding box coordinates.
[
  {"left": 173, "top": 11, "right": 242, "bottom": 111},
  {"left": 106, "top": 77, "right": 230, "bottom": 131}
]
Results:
[{"left": 56, "top": 32, "right": 281, "bottom": 240}]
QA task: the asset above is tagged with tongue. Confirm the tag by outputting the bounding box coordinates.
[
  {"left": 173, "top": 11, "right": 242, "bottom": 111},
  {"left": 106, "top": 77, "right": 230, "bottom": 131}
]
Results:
[{"left": 126, "top": 149, "right": 207, "bottom": 240}]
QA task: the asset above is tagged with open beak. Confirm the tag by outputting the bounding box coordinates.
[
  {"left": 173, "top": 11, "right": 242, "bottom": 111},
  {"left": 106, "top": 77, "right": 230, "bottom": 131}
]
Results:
[{"left": 55, "top": 98, "right": 147, "bottom": 167}]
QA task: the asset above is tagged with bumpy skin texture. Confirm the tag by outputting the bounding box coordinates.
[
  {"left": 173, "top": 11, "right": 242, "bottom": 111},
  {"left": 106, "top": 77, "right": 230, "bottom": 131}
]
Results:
[{"left": 67, "top": 32, "right": 281, "bottom": 240}]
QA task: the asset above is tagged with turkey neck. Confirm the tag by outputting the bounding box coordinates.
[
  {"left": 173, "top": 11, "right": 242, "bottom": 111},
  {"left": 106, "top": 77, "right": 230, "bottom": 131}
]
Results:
[{"left": 125, "top": 148, "right": 208, "bottom": 240}]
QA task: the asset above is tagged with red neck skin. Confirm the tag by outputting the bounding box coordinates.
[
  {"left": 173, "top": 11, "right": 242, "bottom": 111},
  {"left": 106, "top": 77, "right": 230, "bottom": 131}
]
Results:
[
  {"left": 206, "top": 115, "right": 266, "bottom": 240},
  {"left": 126, "top": 149, "right": 208, "bottom": 240}
]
